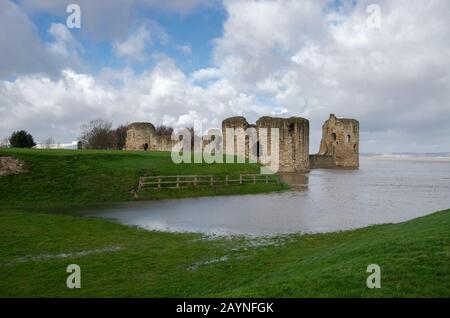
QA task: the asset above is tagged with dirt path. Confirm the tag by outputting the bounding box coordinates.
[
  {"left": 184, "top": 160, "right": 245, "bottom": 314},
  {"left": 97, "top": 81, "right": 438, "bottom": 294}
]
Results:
[{"left": 0, "top": 156, "right": 24, "bottom": 176}]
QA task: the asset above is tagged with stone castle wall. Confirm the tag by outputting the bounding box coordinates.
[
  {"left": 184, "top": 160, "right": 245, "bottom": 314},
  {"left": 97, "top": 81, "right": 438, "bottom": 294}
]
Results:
[
  {"left": 155, "top": 136, "right": 177, "bottom": 152},
  {"left": 125, "top": 122, "right": 156, "bottom": 150},
  {"left": 125, "top": 122, "right": 178, "bottom": 151},
  {"left": 221, "top": 116, "right": 252, "bottom": 159},
  {"left": 222, "top": 116, "right": 310, "bottom": 173},
  {"left": 256, "top": 116, "right": 309, "bottom": 172},
  {"left": 309, "top": 154, "right": 335, "bottom": 169},
  {"left": 125, "top": 113, "right": 358, "bottom": 172},
  {"left": 310, "top": 114, "right": 359, "bottom": 168}
]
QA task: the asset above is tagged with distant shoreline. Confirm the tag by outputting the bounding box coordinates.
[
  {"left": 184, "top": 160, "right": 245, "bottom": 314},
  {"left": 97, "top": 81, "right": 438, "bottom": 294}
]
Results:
[{"left": 361, "top": 154, "right": 450, "bottom": 162}]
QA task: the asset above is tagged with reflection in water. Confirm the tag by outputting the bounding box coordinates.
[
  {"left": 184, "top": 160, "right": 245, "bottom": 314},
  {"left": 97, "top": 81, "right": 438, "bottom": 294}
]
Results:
[
  {"left": 279, "top": 173, "right": 309, "bottom": 191},
  {"left": 85, "top": 157, "right": 450, "bottom": 236}
]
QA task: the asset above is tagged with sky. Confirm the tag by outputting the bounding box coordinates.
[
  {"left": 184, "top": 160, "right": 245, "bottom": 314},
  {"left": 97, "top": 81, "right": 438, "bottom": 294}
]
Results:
[{"left": 0, "top": 0, "right": 449, "bottom": 153}]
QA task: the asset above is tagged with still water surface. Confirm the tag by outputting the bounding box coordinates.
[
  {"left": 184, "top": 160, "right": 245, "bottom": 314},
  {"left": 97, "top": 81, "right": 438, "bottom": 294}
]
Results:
[{"left": 86, "top": 156, "right": 450, "bottom": 236}]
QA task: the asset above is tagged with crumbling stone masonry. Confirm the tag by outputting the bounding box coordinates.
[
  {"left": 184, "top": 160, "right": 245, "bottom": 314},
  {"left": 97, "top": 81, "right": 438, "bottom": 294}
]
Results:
[
  {"left": 125, "top": 122, "right": 177, "bottom": 151},
  {"left": 125, "top": 122, "right": 156, "bottom": 151},
  {"left": 309, "top": 114, "right": 359, "bottom": 169},
  {"left": 221, "top": 116, "right": 310, "bottom": 173},
  {"left": 125, "top": 113, "right": 359, "bottom": 172}
]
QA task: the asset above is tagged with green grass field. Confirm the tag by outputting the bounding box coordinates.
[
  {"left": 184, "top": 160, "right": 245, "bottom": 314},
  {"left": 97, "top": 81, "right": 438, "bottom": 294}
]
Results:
[
  {"left": 0, "top": 149, "right": 449, "bottom": 297},
  {"left": 0, "top": 148, "right": 288, "bottom": 209},
  {"left": 0, "top": 210, "right": 449, "bottom": 297}
]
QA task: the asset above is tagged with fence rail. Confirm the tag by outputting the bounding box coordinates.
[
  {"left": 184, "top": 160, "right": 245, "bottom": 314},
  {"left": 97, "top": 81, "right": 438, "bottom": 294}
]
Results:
[{"left": 138, "top": 174, "right": 281, "bottom": 191}]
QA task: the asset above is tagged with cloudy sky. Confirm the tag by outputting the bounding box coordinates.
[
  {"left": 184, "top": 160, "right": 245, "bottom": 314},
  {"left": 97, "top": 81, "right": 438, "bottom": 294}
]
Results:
[{"left": 1, "top": 0, "right": 449, "bottom": 153}]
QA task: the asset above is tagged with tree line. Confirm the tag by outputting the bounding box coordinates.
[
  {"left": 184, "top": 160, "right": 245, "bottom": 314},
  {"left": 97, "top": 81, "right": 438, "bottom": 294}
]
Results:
[
  {"left": 79, "top": 119, "right": 175, "bottom": 150},
  {"left": 0, "top": 119, "right": 176, "bottom": 150}
]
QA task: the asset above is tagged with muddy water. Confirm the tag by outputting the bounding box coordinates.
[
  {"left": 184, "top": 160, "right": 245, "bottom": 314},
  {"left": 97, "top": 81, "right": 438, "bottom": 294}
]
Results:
[{"left": 85, "top": 156, "right": 450, "bottom": 236}]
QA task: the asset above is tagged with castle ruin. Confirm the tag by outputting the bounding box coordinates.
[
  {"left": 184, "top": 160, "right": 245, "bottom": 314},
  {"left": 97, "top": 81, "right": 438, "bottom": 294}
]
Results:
[
  {"left": 221, "top": 116, "right": 310, "bottom": 172},
  {"left": 125, "top": 122, "right": 176, "bottom": 151},
  {"left": 125, "top": 114, "right": 359, "bottom": 172},
  {"left": 309, "top": 114, "right": 359, "bottom": 169}
]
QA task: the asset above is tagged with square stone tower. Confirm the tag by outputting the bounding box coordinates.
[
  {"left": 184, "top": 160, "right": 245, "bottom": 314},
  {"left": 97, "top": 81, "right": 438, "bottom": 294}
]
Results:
[
  {"left": 222, "top": 116, "right": 310, "bottom": 173},
  {"left": 317, "top": 114, "right": 359, "bottom": 168}
]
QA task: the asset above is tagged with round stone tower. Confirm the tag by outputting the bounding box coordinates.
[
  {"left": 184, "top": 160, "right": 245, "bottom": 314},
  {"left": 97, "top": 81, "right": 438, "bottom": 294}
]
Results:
[
  {"left": 256, "top": 116, "right": 310, "bottom": 173},
  {"left": 125, "top": 122, "right": 156, "bottom": 151},
  {"left": 221, "top": 116, "right": 310, "bottom": 173}
]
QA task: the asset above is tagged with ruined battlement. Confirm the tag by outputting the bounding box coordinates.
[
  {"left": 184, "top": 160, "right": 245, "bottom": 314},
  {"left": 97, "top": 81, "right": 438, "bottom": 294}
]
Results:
[
  {"left": 125, "top": 122, "right": 176, "bottom": 151},
  {"left": 313, "top": 114, "right": 360, "bottom": 168},
  {"left": 125, "top": 113, "right": 359, "bottom": 172},
  {"left": 222, "top": 116, "right": 310, "bottom": 173}
]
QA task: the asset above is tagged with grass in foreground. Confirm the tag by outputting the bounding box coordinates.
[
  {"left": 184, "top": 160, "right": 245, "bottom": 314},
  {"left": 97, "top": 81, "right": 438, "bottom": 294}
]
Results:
[
  {"left": 0, "top": 209, "right": 449, "bottom": 297},
  {"left": 1, "top": 148, "right": 448, "bottom": 297},
  {"left": 0, "top": 148, "right": 288, "bottom": 209}
]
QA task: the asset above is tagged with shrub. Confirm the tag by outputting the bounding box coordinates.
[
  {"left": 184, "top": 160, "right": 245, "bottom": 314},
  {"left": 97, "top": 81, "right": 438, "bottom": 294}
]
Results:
[{"left": 9, "top": 130, "right": 36, "bottom": 148}]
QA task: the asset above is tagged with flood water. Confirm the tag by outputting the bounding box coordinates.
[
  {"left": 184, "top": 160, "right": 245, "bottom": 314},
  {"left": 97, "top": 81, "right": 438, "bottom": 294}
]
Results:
[{"left": 85, "top": 156, "right": 450, "bottom": 236}]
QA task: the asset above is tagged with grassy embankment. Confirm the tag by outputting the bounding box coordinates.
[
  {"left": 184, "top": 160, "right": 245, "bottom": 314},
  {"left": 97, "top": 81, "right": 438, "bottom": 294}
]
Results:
[
  {"left": 0, "top": 149, "right": 449, "bottom": 297},
  {"left": 0, "top": 209, "right": 449, "bottom": 297},
  {"left": 0, "top": 148, "right": 288, "bottom": 210}
]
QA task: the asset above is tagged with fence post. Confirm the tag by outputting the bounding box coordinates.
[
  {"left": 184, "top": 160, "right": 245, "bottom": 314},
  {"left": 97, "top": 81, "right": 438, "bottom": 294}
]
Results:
[
  {"left": 140, "top": 174, "right": 279, "bottom": 191},
  {"left": 138, "top": 177, "right": 143, "bottom": 191}
]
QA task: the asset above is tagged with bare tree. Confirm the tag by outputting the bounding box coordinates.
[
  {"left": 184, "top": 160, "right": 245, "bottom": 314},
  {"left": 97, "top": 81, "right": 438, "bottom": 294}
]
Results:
[
  {"left": 0, "top": 137, "right": 9, "bottom": 148},
  {"left": 79, "top": 119, "right": 115, "bottom": 149},
  {"left": 44, "top": 137, "right": 55, "bottom": 149},
  {"left": 114, "top": 124, "right": 128, "bottom": 150},
  {"left": 155, "top": 125, "right": 174, "bottom": 138}
]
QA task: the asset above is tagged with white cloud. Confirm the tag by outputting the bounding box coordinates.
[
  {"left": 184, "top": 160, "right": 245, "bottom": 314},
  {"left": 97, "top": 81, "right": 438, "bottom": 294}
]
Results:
[
  {"left": 191, "top": 68, "right": 222, "bottom": 82},
  {"left": 2, "top": 0, "right": 450, "bottom": 153},
  {"left": 17, "top": 0, "right": 216, "bottom": 40},
  {"left": 47, "top": 23, "right": 84, "bottom": 66},
  {"left": 0, "top": 1, "right": 84, "bottom": 79},
  {"left": 113, "top": 26, "right": 152, "bottom": 62},
  {"left": 208, "top": 0, "right": 450, "bottom": 152},
  {"left": 113, "top": 21, "right": 169, "bottom": 62},
  {"left": 0, "top": 0, "right": 55, "bottom": 78},
  {"left": 177, "top": 44, "right": 193, "bottom": 54},
  {"left": 112, "top": 23, "right": 195, "bottom": 64},
  {"left": 0, "top": 59, "right": 274, "bottom": 143}
]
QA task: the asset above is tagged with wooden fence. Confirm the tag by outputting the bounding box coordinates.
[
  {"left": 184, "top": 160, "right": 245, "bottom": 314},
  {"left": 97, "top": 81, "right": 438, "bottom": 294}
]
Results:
[{"left": 138, "top": 174, "right": 281, "bottom": 191}]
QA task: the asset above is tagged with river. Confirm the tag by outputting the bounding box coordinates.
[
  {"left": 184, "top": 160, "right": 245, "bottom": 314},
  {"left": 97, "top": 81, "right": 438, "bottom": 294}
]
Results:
[{"left": 84, "top": 156, "right": 450, "bottom": 236}]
